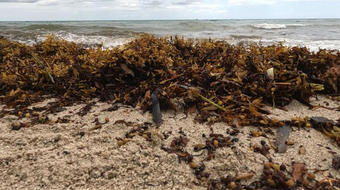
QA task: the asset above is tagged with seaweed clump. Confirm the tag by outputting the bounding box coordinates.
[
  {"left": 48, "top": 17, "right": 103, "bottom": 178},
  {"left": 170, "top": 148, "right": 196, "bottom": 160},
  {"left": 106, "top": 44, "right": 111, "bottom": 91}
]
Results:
[
  {"left": 1, "top": 34, "right": 340, "bottom": 189},
  {"left": 0, "top": 34, "right": 339, "bottom": 128}
]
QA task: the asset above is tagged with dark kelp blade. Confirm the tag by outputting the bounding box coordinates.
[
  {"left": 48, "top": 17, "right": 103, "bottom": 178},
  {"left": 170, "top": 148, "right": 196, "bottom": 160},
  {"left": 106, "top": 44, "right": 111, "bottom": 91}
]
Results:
[
  {"left": 151, "top": 90, "right": 162, "bottom": 125},
  {"left": 275, "top": 124, "right": 290, "bottom": 153}
]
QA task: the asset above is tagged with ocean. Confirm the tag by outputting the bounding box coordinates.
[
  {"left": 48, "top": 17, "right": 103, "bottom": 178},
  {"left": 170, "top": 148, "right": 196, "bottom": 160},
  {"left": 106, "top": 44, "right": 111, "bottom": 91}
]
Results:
[{"left": 1, "top": 19, "right": 340, "bottom": 51}]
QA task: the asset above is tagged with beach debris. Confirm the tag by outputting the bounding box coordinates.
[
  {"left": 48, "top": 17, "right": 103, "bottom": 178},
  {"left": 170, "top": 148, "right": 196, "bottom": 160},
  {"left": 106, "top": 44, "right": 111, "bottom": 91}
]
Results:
[
  {"left": 215, "top": 161, "right": 340, "bottom": 190},
  {"left": 205, "top": 133, "right": 234, "bottom": 160},
  {"left": 88, "top": 124, "right": 103, "bottom": 132},
  {"left": 161, "top": 135, "right": 192, "bottom": 163},
  {"left": 151, "top": 89, "right": 162, "bottom": 125},
  {"left": 193, "top": 143, "right": 206, "bottom": 152},
  {"left": 161, "top": 136, "right": 210, "bottom": 180},
  {"left": 310, "top": 117, "right": 340, "bottom": 145},
  {"left": 113, "top": 119, "right": 135, "bottom": 126},
  {"left": 77, "top": 102, "right": 96, "bottom": 117},
  {"left": 234, "top": 173, "right": 254, "bottom": 181},
  {"left": 116, "top": 138, "right": 131, "bottom": 147},
  {"left": 114, "top": 121, "right": 157, "bottom": 146},
  {"left": 125, "top": 122, "right": 153, "bottom": 140},
  {"left": 55, "top": 117, "right": 70, "bottom": 124},
  {"left": 11, "top": 122, "right": 25, "bottom": 131},
  {"left": 194, "top": 163, "right": 210, "bottom": 181},
  {"left": 275, "top": 124, "right": 291, "bottom": 153},
  {"left": 250, "top": 130, "right": 264, "bottom": 137},
  {"left": 298, "top": 145, "right": 306, "bottom": 155},
  {"left": 189, "top": 161, "right": 199, "bottom": 169},
  {"left": 266, "top": 67, "right": 275, "bottom": 80},
  {"left": 310, "top": 116, "right": 334, "bottom": 127},
  {"left": 324, "top": 64, "right": 340, "bottom": 93},
  {"left": 253, "top": 141, "right": 271, "bottom": 159},
  {"left": 307, "top": 172, "right": 316, "bottom": 180},
  {"left": 292, "top": 162, "right": 306, "bottom": 182},
  {"left": 120, "top": 64, "right": 135, "bottom": 77},
  {"left": 332, "top": 155, "right": 340, "bottom": 170},
  {"left": 0, "top": 34, "right": 339, "bottom": 129},
  {"left": 261, "top": 162, "right": 292, "bottom": 188}
]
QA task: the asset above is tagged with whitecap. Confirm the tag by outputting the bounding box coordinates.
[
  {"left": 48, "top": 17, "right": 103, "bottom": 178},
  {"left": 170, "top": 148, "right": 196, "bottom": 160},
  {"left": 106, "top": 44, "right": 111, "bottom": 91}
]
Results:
[
  {"left": 36, "top": 32, "right": 134, "bottom": 49},
  {"left": 252, "top": 23, "right": 287, "bottom": 29},
  {"left": 286, "top": 23, "right": 307, "bottom": 27}
]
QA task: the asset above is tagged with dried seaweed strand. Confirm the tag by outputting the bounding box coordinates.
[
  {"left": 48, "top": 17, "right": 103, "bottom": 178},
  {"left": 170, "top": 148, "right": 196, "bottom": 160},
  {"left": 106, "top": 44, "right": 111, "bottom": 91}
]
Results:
[
  {"left": 32, "top": 54, "right": 55, "bottom": 84},
  {"left": 196, "top": 94, "right": 227, "bottom": 112}
]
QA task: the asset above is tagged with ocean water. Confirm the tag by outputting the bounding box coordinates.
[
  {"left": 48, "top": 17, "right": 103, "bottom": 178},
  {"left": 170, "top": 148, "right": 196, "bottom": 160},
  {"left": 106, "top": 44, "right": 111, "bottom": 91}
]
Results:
[{"left": 1, "top": 19, "right": 340, "bottom": 51}]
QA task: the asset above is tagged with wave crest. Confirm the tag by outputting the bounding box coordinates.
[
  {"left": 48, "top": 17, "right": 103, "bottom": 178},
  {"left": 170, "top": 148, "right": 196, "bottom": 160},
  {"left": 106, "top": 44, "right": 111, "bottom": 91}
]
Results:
[
  {"left": 252, "top": 23, "right": 287, "bottom": 29},
  {"left": 251, "top": 23, "right": 307, "bottom": 30}
]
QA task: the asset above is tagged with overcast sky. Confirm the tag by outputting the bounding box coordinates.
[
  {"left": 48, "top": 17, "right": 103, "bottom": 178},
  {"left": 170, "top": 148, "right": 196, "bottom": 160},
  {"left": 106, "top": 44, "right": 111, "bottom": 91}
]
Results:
[{"left": 0, "top": 0, "right": 339, "bottom": 21}]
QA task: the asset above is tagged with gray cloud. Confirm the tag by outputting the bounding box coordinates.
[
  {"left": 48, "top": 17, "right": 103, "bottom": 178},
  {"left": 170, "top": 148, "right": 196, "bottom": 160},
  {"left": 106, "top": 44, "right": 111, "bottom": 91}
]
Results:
[
  {"left": 173, "top": 0, "right": 201, "bottom": 5},
  {"left": 0, "top": 0, "right": 198, "bottom": 6},
  {"left": 142, "top": 0, "right": 162, "bottom": 6},
  {"left": 0, "top": 0, "right": 117, "bottom": 6},
  {"left": 0, "top": 0, "right": 39, "bottom": 2},
  {"left": 0, "top": 0, "right": 203, "bottom": 10},
  {"left": 0, "top": 0, "right": 114, "bottom": 3}
]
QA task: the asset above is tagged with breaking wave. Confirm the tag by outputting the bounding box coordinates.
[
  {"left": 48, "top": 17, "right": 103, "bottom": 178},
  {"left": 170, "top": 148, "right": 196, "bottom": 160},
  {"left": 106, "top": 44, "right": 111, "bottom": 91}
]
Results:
[
  {"left": 1, "top": 19, "right": 339, "bottom": 51},
  {"left": 40, "top": 33, "right": 134, "bottom": 48},
  {"left": 251, "top": 23, "right": 306, "bottom": 30}
]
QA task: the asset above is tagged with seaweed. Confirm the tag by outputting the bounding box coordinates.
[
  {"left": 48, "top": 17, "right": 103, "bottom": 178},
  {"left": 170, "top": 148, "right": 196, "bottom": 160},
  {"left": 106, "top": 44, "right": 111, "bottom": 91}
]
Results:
[
  {"left": 1, "top": 34, "right": 339, "bottom": 125},
  {"left": 161, "top": 135, "right": 193, "bottom": 164},
  {"left": 204, "top": 133, "right": 234, "bottom": 160},
  {"left": 206, "top": 160, "right": 339, "bottom": 190},
  {"left": 309, "top": 117, "right": 340, "bottom": 146},
  {"left": 1, "top": 34, "right": 340, "bottom": 189},
  {"left": 333, "top": 155, "right": 340, "bottom": 170},
  {"left": 116, "top": 122, "right": 155, "bottom": 146}
]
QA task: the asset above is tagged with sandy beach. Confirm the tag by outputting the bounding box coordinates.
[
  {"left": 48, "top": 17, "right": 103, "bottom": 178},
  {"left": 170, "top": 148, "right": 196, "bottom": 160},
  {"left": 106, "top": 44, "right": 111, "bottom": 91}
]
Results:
[
  {"left": 1, "top": 32, "right": 340, "bottom": 189},
  {"left": 0, "top": 95, "right": 339, "bottom": 190}
]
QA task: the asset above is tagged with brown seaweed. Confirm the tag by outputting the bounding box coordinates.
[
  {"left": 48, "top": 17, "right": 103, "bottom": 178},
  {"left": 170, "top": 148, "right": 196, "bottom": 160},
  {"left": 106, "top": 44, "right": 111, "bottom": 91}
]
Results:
[
  {"left": 333, "top": 155, "right": 340, "bottom": 170},
  {"left": 1, "top": 34, "right": 340, "bottom": 189},
  {"left": 1, "top": 35, "right": 339, "bottom": 128},
  {"left": 161, "top": 136, "right": 193, "bottom": 163}
]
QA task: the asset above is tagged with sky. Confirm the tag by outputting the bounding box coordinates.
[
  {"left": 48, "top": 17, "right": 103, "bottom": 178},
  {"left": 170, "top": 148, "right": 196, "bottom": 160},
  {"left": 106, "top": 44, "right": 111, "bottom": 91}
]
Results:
[{"left": 0, "top": 0, "right": 340, "bottom": 21}]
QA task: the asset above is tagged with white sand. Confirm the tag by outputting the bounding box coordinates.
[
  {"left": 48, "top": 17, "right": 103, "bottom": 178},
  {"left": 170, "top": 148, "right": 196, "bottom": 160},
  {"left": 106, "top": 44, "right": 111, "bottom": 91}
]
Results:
[{"left": 0, "top": 96, "right": 339, "bottom": 189}]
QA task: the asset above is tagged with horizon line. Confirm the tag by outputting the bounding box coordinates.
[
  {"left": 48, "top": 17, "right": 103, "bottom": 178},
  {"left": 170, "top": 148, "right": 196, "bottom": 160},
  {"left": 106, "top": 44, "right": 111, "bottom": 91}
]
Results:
[{"left": 1, "top": 17, "right": 340, "bottom": 22}]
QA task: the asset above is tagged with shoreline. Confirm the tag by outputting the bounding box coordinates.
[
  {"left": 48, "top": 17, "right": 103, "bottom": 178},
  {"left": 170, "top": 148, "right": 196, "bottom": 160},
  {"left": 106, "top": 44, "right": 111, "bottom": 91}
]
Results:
[{"left": 2, "top": 19, "right": 340, "bottom": 51}]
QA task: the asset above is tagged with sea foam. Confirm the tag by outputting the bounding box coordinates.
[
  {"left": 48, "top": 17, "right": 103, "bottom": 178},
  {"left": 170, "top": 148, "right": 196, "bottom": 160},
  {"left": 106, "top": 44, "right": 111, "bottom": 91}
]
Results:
[{"left": 251, "top": 23, "right": 306, "bottom": 30}]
